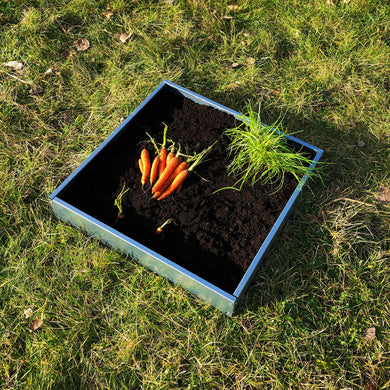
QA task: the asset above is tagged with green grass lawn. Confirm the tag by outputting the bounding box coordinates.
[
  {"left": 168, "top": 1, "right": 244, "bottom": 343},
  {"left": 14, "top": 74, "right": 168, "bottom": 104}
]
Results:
[{"left": 1, "top": 0, "right": 389, "bottom": 388}]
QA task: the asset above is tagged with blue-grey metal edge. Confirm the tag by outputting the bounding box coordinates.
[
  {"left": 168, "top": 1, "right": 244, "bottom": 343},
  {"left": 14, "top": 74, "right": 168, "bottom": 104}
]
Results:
[
  {"left": 49, "top": 80, "right": 323, "bottom": 316},
  {"left": 232, "top": 138, "right": 323, "bottom": 306},
  {"left": 50, "top": 197, "right": 236, "bottom": 314}
]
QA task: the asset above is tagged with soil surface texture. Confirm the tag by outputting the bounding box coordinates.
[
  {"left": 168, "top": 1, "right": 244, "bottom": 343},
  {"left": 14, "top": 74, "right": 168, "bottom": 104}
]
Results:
[{"left": 61, "top": 87, "right": 301, "bottom": 294}]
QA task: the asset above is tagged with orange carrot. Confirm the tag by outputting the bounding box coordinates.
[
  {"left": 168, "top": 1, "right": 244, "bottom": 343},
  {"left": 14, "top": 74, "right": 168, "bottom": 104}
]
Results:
[
  {"left": 138, "top": 158, "right": 143, "bottom": 174},
  {"left": 150, "top": 155, "right": 160, "bottom": 186},
  {"left": 152, "top": 189, "right": 162, "bottom": 199},
  {"left": 140, "top": 149, "right": 150, "bottom": 186},
  {"left": 156, "top": 226, "right": 163, "bottom": 234},
  {"left": 153, "top": 180, "right": 172, "bottom": 198},
  {"left": 158, "top": 148, "right": 167, "bottom": 177},
  {"left": 157, "top": 142, "right": 217, "bottom": 200},
  {"left": 157, "top": 169, "right": 189, "bottom": 200},
  {"left": 156, "top": 218, "right": 176, "bottom": 234},
  {"left": 152, "top": 155, "right": 180, "bottom": 193},
  {"left": 166, "top": 151, "right": 175, "bottom": 164},
  {"left": 145, "top": 131, "right": 161, "bottom": 185},
  {"left": 152, "top": 160, "right": 189, "bottom": 198},
  {"left": 168, "top": 160, "right": 188, "bottom": 182}
]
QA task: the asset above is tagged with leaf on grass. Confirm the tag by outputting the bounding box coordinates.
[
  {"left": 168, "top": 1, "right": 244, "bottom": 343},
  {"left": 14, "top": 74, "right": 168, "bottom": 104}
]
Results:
[
  {"left": 357, "top": 140, "right": 365, "bottom": 148},
  {"left": 231, "top": 62, "right": 240, "bottom": 68},
  {"left": 374, "top": 185, "right": 390, "bottom": 204},
  {"left": 2, "top": 61, "right": 24, "bottom": 71},
  {"left": 364, "top": 382, "right": 376, "bottom": 390},
  {"left": 29, "top": 317, "right": 43, "bottom": 332},
  {"left": 74, "top": 38, "right": 90, "bottom": 51},
  {"left": 246, "top": 57, "right": 255, "bottom": 65},
  {"left": 227, "top": 5, "right": 240, "bottom": 11},
  {"left": 30, "top": 85, "right": 43, "bottom": 95},
  {"left": 364, "top": 326, "right": 376, "bottom": 341},
  {"left": 114, "top": 32, "right": 132, "bottom": 43},
  {"left": 60, "top": 111, "right": 72, "bottom": 125},
  {"left": 260, "top": 89, "right": 281, "bottom": 98},
  {"left": 67, "top": 50, "right": 77, "bottom": 62},
  {"left": 44, "top": 66, "right": 61, "bottom": 76},
  {"left": 23, "top": 308, "right": 33, "bottom": 319},
  {"left": 102, "top": 10, "right": 113, "bottom": 19}
]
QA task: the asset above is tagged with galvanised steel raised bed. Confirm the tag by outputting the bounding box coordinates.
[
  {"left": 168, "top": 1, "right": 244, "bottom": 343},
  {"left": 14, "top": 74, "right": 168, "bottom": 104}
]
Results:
[{"left": 49, "top": 80, "right": 323, "bottom": 316}]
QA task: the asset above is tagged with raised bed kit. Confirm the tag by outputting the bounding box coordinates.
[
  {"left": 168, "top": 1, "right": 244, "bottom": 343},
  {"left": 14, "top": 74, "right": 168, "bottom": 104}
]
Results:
[{"left": 49, "top": 80, "right": 323, "bottom": 316}]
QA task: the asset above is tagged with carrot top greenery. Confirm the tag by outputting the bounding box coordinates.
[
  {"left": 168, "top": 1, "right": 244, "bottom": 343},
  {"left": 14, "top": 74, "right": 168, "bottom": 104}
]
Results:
[
  {"left": 222, "top": 106, "right": 317, "bottom": 193},
  {"left": 114, "top": 183, "right": 129, "bottom": 218}
]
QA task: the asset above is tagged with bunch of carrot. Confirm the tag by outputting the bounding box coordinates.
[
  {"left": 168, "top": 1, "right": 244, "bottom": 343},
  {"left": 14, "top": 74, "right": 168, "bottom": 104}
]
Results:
[
  {"left": 137, "top": 126, "right": 215, "bottom": 201},
  {"left": 137, "top": 144, "right": 189, "bottom": 200}
]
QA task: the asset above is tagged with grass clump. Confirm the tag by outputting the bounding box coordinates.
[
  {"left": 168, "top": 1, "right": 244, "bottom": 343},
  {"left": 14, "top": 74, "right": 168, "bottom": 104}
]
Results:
[
  {"left": 114, "top": 182, "right": 129, "bottom": 219},
  {"left": 223, "top": 106, "right": 316, "bottom": 192}
]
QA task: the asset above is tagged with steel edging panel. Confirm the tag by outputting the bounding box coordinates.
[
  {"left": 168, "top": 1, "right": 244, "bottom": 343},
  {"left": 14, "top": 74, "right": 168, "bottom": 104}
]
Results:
[{"left": 50, "top": 198, "right": 236, "bottom": 315}]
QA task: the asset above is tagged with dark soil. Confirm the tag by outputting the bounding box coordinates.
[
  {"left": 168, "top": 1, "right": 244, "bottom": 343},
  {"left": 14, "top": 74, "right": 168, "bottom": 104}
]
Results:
[{"left": 60, "top": 87, "right": 302, "bottom": 294}]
